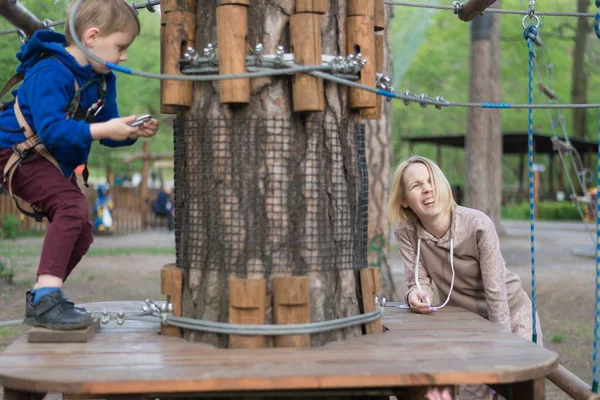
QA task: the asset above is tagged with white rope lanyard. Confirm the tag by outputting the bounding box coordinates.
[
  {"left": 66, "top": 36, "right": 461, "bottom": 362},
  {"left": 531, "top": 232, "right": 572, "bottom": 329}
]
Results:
[{"left": 414, "top": 238, "right": 456, "bottom": 309}]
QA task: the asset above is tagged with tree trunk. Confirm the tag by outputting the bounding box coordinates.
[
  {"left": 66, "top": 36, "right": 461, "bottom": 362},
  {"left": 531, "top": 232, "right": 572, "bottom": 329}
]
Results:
[
  {"left": 488, "top": 1, "right": 503, "bottom": 233},
  {"left": 465, "top": 7, "right": 502, "bottom": 231},
  {"left": 571, "top": 0, "right": 589, "bottom": 138},
  {"left": 365, "top": 4, "right": 396, "bottom": 301},
  {"left": 176, "top": 1, "right": 365, "bottom": 348}
]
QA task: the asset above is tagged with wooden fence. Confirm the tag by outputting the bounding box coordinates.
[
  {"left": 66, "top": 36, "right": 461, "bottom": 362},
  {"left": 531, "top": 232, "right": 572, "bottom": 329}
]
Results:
[{"left": 0, "top": 186, "right": 169, "bottom": 234}]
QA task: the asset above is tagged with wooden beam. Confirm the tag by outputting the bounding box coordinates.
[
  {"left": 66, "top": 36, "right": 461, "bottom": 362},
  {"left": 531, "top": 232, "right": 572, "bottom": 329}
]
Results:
[
  {"left": 0, "top": 0, "right": 44, "bottom": 37},
  {"left": 360, "top": 267, "right": 382, "bottom": 334},
  {"left": 273, "top": 276, "right": 310, "bottom": 348},
  {"left": 547, "top": 364, "right": 600, "bottom": 400},
  {"left": 161, "top": 263, "right": 183, "bottom": 337},
  {"left": 457, "top": 0, "right": 497, "bottom": 22},
  {"left": 123, "top": 152, "right": 174, "bottom": 164},
  {"left": 140, "top": 141, "right": 150, "bottom": 230},
  {"left": 228, "top": 279, "right": 266, "bottom": 348}
]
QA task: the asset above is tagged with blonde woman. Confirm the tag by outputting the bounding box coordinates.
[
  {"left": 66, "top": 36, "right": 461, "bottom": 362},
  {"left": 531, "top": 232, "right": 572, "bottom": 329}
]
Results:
[{"left": 389, "top": 156, "right": 542, "bottom": 399}]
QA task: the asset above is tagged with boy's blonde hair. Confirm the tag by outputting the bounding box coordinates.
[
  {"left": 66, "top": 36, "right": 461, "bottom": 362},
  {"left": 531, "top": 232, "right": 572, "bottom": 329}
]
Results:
[
  {"left": 65, "top": 0, "right": 141, "bottom": 45},
  {"left": 388, "top": 156, "right": 457, "bottom": 227}
]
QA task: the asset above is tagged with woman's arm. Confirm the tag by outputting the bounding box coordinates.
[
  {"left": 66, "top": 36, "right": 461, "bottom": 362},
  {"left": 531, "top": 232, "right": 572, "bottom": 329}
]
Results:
[{"left": 477, "top": 218, "right": 511, "bottom": 331}]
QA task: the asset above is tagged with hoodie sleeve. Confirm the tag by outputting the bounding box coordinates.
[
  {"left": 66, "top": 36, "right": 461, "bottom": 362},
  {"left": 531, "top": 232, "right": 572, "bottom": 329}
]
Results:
[
  {"left": 477, "top": 216, "right": 511, "bottom": 331},
  {"left": 95, "top": 73, "right": 136, "bottom": 148},
  {"left": 22, "top": 65, "right": 92, "bottom": 166},
  {"left": 394, "top": 227, "right": 435, "bottom": 304}
]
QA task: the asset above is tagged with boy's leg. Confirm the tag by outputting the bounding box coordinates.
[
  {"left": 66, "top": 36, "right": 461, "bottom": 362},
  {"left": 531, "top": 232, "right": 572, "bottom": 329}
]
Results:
[
  {"left": 0, "top": 151, "right": 93, "bottom": 330},
  {"left": 63, "top": 177, "right": 94, "bottom": 282}
]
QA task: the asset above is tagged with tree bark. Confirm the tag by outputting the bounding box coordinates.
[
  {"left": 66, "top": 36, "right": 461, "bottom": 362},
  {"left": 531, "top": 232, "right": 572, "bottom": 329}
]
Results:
[
  {"left": 571, "top": 0, "right": 589, "bottom": 139},
  {"left": 177, "top": 1, "right": 364, "bottom": 348},
  {"left": 365, "top": 4, "right": 396, "bottom": 301},
  {"left": 465, "top": 4, "right": 502, "bottom": 232}
]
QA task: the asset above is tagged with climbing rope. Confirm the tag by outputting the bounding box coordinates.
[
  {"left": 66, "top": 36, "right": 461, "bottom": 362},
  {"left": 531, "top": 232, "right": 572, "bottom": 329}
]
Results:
[
  {"left": 524, "top": 22, "right": 538, "bottom": 344},
  {"left": 385, "top": 0, "right": 596, "bottom": 18},
  {"left": 63, "top": 0, "right": 600, "bottom": 111}
]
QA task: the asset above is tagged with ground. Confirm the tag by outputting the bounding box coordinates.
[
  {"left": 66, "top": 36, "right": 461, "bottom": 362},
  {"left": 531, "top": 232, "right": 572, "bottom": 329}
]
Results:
[{"left": 0, "top": 221, "right": 597, "bottom": 400}]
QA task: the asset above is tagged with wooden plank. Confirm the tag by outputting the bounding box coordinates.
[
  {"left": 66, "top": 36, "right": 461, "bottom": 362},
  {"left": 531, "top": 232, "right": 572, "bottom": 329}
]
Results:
[
  {"left": 296, "top": 0, "right": 327, "bottom": 13},
  {"left": 511, "top": 378, "right": 546, "bottom": 400},
  {"left": 160, "top": 264, "right": 183, "bottom": 337},
  {"left": 290, "top": 13, "right": 324, "bottom": 112},
  {"left": 273, "top": 276, "right": 310, "bottom": 347},
  {"left": 0, "top": 303, "right": 559, "bottom": 396},
  {"left": 228, "top": 279, "right": 266, "bottom": 348},
  {"left": 216, "top": 4, "right": 250, "bottom": 104},
  {"left": 346, "top": 16, "right": 376, "bottom": 109},
  {"left": 348, "top": 0, "right": 374, "bottom": 16},
  {"left": 360, "top": 33, "right": 384, "bottom": 120},
  {"left": 359, "top": 267, "right": 382, "bottom": 334},
  {"left": 28, "top": 320, "right": 99, "bottom": 343},
  {"left": 547, "top": 364, "right": 600, "bottom": 400}
]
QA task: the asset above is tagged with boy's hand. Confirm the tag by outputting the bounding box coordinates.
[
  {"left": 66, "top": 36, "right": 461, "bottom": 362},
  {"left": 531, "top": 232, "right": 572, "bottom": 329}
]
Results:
[
  {"left": 91, "top": 116, "right": 140, "bottom": 142},
  {"left": 131, "top": 118, "right": 159, "bottom": 140}
]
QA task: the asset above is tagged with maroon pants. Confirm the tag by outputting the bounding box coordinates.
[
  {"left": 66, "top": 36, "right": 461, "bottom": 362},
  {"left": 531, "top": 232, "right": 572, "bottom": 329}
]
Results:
[{"left": 0, "top": 149, "right": 93, "bottom": 282}]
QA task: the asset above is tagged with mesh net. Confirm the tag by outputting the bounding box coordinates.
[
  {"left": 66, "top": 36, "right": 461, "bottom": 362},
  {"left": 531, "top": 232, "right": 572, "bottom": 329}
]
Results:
[{"left": 174, "top": 118, "right": 368, "bottom": 274}]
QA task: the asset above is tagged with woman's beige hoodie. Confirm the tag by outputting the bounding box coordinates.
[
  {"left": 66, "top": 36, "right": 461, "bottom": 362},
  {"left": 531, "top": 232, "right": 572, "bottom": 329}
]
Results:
[{"left": 394, "top": 206, "right": 527, "bottom": 331}]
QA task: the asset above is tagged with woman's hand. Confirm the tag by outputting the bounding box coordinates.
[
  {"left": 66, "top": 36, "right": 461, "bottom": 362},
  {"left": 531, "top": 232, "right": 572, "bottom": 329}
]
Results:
[
  {"left": 425, "top": 387, "right": 453, "bottom": 400},
  {"left": 408, "top": 291, "right": 437, "bottom": 313}
]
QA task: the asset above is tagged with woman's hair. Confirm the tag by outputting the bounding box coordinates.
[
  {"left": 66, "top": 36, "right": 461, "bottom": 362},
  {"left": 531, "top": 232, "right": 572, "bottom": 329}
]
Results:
[
  {"left": 388, "top": 156, "right": 456, "bottom": 226},
  {"left": 65, "top": 0, "right": 141, "bottom": 45}
]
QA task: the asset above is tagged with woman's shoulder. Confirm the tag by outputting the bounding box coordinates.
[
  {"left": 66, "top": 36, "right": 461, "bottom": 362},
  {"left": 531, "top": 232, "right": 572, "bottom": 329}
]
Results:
[{"left": 455, "top": 206, "right": 495, "bottom": 231}]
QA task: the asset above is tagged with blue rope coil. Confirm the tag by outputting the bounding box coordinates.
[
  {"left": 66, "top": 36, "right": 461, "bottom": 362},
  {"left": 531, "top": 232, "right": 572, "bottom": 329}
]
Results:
[{"left": 524, "top": 24, "right": 538, "bottom": 344}]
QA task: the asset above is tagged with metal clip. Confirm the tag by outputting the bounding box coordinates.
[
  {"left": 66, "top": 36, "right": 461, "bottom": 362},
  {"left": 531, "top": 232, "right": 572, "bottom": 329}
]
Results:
[
  {"left": 145, "top": 298, "right": 161, "bottom": 314},
  {"left": 85, "top": 99, "right": 104, "bottom": 120},
  {"left": 42, "top": 19, "right": 55, "bottom": 32},
  {"left": 452, "top": 1, "right": 463, "bottom": 15},
  {"left": 274, "top": 45, "right": 285, "bottom": 65},
  {"left": 116, "top": 311, "right": 125, "bottom": 326},
  {"left": 145, "top": 0, "right": 156, "bottom": 12},
  {"left": 101, "top": 308, "right": 110, "bottom": 325},
  {"left": 254, "top": 43, "right": 264, "bottom": 66},
  {"left": 16, "top": 29, "right": 27, "bottom": 44},
  {"left": 160, "top": 303, "right": 173, "bottom": 323}
]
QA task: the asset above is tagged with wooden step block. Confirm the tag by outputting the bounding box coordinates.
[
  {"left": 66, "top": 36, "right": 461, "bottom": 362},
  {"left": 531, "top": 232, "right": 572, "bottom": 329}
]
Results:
[{"left": 28, "top": 319, "right": 99, "bottom": 343}]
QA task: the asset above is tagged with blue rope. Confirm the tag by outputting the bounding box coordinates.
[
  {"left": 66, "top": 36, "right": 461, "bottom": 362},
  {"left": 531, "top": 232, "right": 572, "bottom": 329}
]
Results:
[
  {"left": 595, "top": 0, "right": 600, "bottom": 39},
  {"left": 524, "top": 24, "right": 538, "bottom": 344},
  {"left": 594, "top": 103, "right": 600, "bottom": 393}
]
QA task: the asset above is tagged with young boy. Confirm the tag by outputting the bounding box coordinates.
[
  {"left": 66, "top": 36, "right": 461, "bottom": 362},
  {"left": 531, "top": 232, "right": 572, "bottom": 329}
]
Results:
[{"left": 0, "top": 0, "right": 159, "bottom": 330}]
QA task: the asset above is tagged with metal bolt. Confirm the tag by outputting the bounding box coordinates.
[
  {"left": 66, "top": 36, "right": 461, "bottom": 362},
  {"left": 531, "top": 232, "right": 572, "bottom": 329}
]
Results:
[
  {"left": 434, "top": 96, "right": 445, "bottom": 110},
  {"left": 403, "top": 90, "right": 413, "bottom": 106},
  {"left": 101, "top": 308, "right": 110, "bottom": 325},
  {"left": 419, "top": 93, "right": 429, "bottom": 108},
  {"left": 117, "top": 311, "right": 125, "bottom": 326}
]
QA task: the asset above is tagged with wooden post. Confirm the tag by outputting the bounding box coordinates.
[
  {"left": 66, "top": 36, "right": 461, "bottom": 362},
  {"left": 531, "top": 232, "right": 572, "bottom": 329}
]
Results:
[
  {"left": 160, "top": 0, "right": 196, "bottom": 113},
  {"left": 374, "top": 0, "right": 385, "bottom": 31},
  {"left": 228, "top": 279, "right": 266, "bottom": 348},
  {"left": 457, "top": 0, "right": 498, "bottom": 21},
  {"left": 361, "top": 33, "right": 383, "bottom": 119},
  {"left": 347, "top": 0, "right": 374, "bottom": 17},
  {"left": 0, "top": 0, "right": 44, "bottom": 37},
  {"left": 161, "top": 263, "right": 183, "bottom": 337},
  {"left": 547, "top": 364, "right": 600, "bottom": 400},
  {"left": 140, "top": 141, "right": 150, "bottom": 230},
  {"left": 347, "top": 16, "right": 376, "bottom": 109},
  {"left": 296, "top": 0, "right": 327, "bottom": 13},
  {"left": 273, "top": 276, "right": 310, "bottom": 347},
  {"left": 290, "top": 13, "right": 324, "bottom": 112},
  {"left": 359, "top": 267, "right": 382, "bottom": 334},
  {"left": 217, "top": 2, "right": 250, "bottom": 104}
]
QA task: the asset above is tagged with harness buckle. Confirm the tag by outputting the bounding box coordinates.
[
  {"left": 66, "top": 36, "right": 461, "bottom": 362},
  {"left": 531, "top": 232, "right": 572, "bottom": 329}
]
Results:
[
  {"left": 85, "top": 99, "right": 104, "bottom": 121},
  {"left": 12, "top": 143, "right": 30, "bottom": 159}
]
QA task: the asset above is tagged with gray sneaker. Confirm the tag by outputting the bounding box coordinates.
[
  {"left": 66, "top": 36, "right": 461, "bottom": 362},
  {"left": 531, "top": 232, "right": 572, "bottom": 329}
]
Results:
[{"left": 24, "top": 290, "right": 93, "bottom": 330}]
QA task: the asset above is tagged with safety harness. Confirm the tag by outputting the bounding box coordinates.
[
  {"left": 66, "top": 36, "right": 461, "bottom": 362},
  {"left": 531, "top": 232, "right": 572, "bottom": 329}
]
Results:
[{"left": 0, "top": 57, "right": 106, "bottom": 222}]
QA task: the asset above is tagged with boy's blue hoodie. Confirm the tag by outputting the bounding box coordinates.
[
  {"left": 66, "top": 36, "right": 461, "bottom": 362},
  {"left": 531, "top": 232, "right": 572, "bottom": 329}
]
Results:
[{"left": 0, "top": 31, "right": 136, "bottom": 178}]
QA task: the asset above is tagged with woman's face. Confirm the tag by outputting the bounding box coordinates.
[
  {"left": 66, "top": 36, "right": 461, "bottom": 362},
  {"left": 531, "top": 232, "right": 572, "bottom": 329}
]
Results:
[{"left": 401, "top": 162, "right": 443, "bottom": 221}]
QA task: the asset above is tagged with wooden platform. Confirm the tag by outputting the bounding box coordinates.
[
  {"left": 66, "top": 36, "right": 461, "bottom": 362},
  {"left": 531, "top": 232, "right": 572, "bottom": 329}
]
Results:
[{"left": 0, "top": 301, "right": 558, "bottom": 399}]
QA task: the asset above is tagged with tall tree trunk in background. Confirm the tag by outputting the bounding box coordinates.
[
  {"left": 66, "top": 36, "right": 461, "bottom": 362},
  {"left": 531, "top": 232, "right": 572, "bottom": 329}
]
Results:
[
  {"left": 365, "top": 4, "right": 396, "bottom": 301},
  {"left": 465, "top": 9, "right": 501, "bottom": 229},
  {"left": 177, "top": 1, "right": 365, "bottom": 348},
  {"left": 488, "top": 1, "right": 503, "bottom": 233},
  {"left": 571, "top": 0, "right": 589, "bottom": 139}
]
